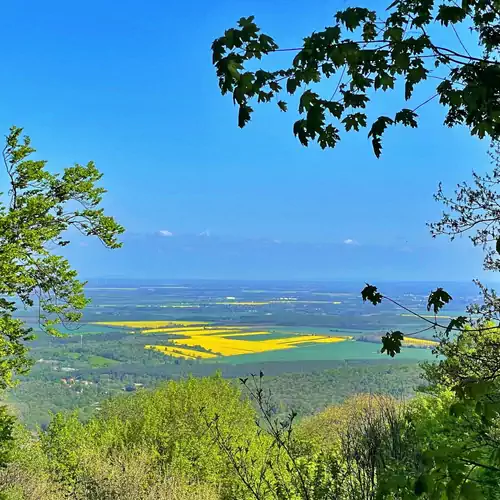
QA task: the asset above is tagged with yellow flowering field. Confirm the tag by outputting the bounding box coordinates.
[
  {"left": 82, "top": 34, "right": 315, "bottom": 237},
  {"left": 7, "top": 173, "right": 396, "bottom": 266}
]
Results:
[
  {"left": 145, "top": 345, "right": 217, "bottom": 359},
  {"left": 166, "top": 332, "right": 351, "bottom": 357},
  {"left": 403, "top": 337, "right": 439, "bottom": 347},
  {"left": 140, "top": 326, "right": 238, "bottom": 334},
  {"left": 93, "top": 320, "right": 352, "bottom": 359}
]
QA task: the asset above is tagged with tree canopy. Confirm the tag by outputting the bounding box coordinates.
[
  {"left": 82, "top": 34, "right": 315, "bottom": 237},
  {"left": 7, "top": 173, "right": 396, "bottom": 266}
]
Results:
[
  {"left": 0, "top": 126, "right": 123, "bottom": 389},
  {"left": 212, "top": 0, "right": 499, "bottom": 156}
]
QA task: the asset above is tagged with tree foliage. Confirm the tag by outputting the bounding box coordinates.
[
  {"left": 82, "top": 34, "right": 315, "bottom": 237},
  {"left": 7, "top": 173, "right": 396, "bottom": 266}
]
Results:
[
  {"left": 431, "top": 141, "right": 500, "bottom": 274},
  {"left": 357, "top": 143, "right": 500, "bottom": 495},
  {"left": 0, "top": 126, "right": 123, "bottom": 389},
  {"left": 213, "top": 0, "right": 499, "bottom": 156}
]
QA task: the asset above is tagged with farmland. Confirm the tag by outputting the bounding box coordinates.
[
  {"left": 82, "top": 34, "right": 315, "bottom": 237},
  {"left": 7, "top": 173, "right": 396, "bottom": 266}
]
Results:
[
  {"left": 5, "top": 279, "right": 479, "bottom": 427},
  {"left": 94, "top": 320, "right": 353, "bottom": 359}
]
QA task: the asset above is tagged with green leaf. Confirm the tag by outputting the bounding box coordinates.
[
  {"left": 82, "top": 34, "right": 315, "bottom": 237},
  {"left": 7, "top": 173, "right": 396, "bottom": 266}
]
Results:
[
  {"left": 342, "top": 91, "right": 369, "bottom": 109},
  {"left": 460, "top": 482, "right": 482, "bottom": 499},
  {"left": 436, "top": 5, "right": 467, "bottom": 26},
  {"left": 321, "top": 62, "right": 334, "bottom": 77},
  {"left": 318, "top": 124, "right": 340, "bottom": 149},
  {"left": 445, "top": 316, "right": 467, "bottom": 335},
  {"left": 335, "top": 7, "right": 374, "bottom": 31},
  {"left": 361, "top": 284, "right": 383, "bottom": 305},
  {"left": 322, "top": 100, "right": 343, "bottom": 118},
  {"left": 427, "top": 288, "right": 452, "bottom": 314},
  {"left": 450, "top": 402, "right": 466, "bottom": 417},
  {"left": 491, "top": 446, "right": 500, "bottom": 466},
  {"left": 467, "top": 380, "right": 492, "bottom": 400},
  {"left": 374, "top": 73, "right": 395, "bottom": 91},
  {"left": 368, "top": 116, "right": 394, "bottom": 158},
  {"left": 277, "top": 101, "right": 288, "bottom": 112},
  {"left": 293, "top": 119, "right": 309, "bottom": 146},
  {"left": 237, "top": 15, "right": 255, "bottom": 28},
  {"left": 214, "top": 7, "right": 500, "bottom": 155},
  {"left": 342, "top": 113, "right": 367, "bottom": 132},
  {"left": 212, "top": 38, "right": 226, "bottom": 64},
  {"left": 384, "top": 26, "right": 404, "bottom": 41},
  {"left": 362, "top": 22, "right": 377, "bottom": 42},
  {"left": 381, "top": 331, "right": 404, "bottom": 357},
  {"left": 395, "top": 109, "right": 418, "bottom": 128},
  {"left": 238, "top": 104, "right": 253, "bottom": 128},
  {"left": 447, "top": 478, "right": 461, "bottom": 499},
  {"left": 286, "top": 78, "right": 298, "bottom": 95},
  {"left": 386, "top": 0, "right": 400, "bottom": 9},
  {"left": 414, "top": 474, "right": 432, "bottom": 496},
  {"left": 299, "top": 90, "right": 318, "bottom": 113},
  {"left": 227, "top": 60, "right": 242, "bottom": 80},
  {"left": 306, "top": 105, "right": 325, "bottom": 132}
]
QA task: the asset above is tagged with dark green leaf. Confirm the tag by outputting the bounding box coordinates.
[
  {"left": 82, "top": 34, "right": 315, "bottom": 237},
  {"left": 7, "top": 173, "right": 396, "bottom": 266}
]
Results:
[
  {"left": 293, "top": 119, "right": 309, "bottom": 146},
  {"left": 286, "top": 78, "right": 298, "bottom": 95},
  {"left": 414, "top": 474, "right": 432, "bottom": 496},
  {"left": 361, "top": 284, "right": 383, "bottom": 305},
  {"left": 299, "top": 90, "right": 318, "bottom": 113},
  {"left": 460, "top": 482, "right": 482, "bottom": 499},
  {"left": 381, "top": 331, "right": 404, "bottom": 357},
  {"left": 368, "top": 116, "right": 394, "bottom": 158},
  {"left": 395, "top": 109, "right": 418, "bottom": 127},
  {"left": 277, "top": 101, "right": 288, "bottom": 112},
  {"left": 335, "top": 7, "right": 374, "bottom": 31},
  {"left": 427, "top": 288, "right": 453, "bottom": 314},
  {"left": 238, "top": 16, "right": 255, "bottom": 28},
  {"left": 436, "top": 5, "right": 467, "bottom": 26},
  {"left": 445, "top": 316, "right": 467, "bottom": 335},
  {"left": 450, "top": 402, "right": 466, "bottom": 417},
  {"left": 238, "top": 104, "right": 253, "bottom": 128}
]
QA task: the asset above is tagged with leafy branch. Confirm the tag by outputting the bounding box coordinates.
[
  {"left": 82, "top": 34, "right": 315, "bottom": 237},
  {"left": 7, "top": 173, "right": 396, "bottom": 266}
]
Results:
[
  {"left": 213, "top": 0, "right": 500, "bottom": 156},
  {"left": 0, "top": 127, "right": 123, "bottom": 388},
  {"left": 361, "top": 283, "right": 497, "bottom": 356}
]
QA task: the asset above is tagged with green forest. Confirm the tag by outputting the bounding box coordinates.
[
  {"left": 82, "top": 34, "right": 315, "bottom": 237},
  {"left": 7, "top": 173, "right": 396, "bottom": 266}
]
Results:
[{"left": 1, "top": 0, "right": 500, "bottom": 497}]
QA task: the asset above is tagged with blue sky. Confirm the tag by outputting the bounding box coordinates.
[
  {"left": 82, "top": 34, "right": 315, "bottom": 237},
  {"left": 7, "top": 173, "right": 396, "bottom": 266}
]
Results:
[{"left": 0, "top": 0, "right": 491, "bottom": 278}]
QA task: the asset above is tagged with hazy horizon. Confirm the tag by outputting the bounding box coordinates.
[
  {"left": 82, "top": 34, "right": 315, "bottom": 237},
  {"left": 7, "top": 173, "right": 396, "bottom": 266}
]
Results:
[{"left": 0, "top": 0, "right": 491, "bottom": 285}]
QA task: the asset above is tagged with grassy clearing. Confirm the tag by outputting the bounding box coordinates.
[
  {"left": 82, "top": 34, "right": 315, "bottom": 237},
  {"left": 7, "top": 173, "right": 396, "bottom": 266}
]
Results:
[{"left": 88, "top": 355, "right": 120, "bottom": 367}]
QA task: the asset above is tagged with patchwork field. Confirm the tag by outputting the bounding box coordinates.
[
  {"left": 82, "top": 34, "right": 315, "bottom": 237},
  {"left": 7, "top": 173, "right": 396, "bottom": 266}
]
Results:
[
  {"left": 9, "top": 279, "right": 476, "bottom": 428},
  {"left": 92, "top": 319, "right": 436, "bottom": 361}
]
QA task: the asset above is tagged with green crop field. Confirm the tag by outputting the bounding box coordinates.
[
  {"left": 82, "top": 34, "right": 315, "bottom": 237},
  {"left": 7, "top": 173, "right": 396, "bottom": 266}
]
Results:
[{"left": 6, "top": 279, "right": 464, "bottom": 427}]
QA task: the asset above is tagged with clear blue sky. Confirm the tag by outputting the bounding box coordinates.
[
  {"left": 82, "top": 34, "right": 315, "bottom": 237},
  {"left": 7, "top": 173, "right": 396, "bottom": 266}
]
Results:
[{"left": 0, "top": 0, "right": 490, "bottom": 261}]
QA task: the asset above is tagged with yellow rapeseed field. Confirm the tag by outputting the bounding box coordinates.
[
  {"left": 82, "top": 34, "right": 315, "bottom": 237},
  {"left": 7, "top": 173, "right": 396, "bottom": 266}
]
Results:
[
  {"left": 93, "top": 320, "right": 352, "bottom": 359},
  {"left": 145, "top": 345, "right": 217, "bottom": 359},
  {"left": 168, "top": 333, "right": 351, "bottom": 356},
  {"left": 141, "top": 327, "right": 247, "bottom": 335},
  {"left": 218, "top": 331, "right": 274, "bottom": 337},
  {"left": 403, "top": 337, "right": 439, "bottom": 347}
]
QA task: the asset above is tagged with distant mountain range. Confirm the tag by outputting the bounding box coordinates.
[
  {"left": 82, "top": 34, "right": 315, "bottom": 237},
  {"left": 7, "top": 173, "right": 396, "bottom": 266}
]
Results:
[{"left": 62, "top": 231, "right": 488, "bottom": 282}]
